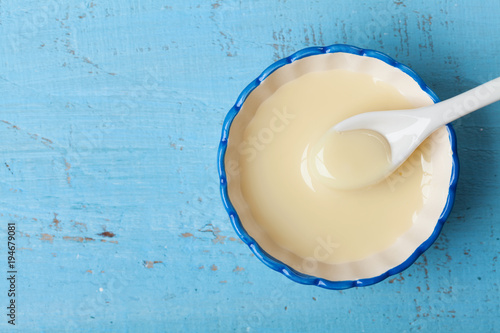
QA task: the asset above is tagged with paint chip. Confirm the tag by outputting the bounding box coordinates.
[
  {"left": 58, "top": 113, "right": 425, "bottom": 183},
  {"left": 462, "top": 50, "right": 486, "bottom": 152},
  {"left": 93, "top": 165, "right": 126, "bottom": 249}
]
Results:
[
  {"left": 97, "top": 231, "right": 115, "bottom": 238},
  {"left": 40, "top": 233, "right": 54, "bottom": 243},
  {"left": 62, "top": 236, "right": 95, "bottom": 242},
  {"left": 52, "top": 213, "right": 61, "bottom": 230},
  {"left": 144, "top": 260, "right": 163, "bottom": 269}
]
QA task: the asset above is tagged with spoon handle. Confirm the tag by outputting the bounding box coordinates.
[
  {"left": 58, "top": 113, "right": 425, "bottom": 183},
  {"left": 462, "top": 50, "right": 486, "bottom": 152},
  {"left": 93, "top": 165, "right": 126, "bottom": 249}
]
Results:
[{"left": 428, "top": 77, "right": 500, "bottom": 127}]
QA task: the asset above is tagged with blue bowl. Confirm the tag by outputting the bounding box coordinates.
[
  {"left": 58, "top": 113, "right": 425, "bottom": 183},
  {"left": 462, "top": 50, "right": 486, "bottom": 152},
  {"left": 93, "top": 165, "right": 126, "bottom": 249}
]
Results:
[{"left": 217, "top": 44, "right": 459, "bottom": 290}]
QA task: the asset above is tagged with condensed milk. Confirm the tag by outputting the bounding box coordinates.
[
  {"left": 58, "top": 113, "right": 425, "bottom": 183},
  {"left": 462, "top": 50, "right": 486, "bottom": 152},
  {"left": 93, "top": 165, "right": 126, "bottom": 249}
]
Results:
[{"left": 237, "top": 69, "right": 433, "bottom": 264}]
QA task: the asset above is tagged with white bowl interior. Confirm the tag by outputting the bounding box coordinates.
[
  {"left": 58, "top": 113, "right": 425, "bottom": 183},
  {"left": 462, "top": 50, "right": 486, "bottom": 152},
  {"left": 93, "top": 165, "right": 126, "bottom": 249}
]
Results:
[{"left": 225, "top": 53, "right": 453, "bottom": 281}]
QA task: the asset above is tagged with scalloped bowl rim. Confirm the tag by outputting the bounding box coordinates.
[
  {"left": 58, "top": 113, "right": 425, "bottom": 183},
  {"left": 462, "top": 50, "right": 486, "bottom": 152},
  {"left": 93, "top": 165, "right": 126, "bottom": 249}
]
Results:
[{"left": 217, "top": 44, "right": 459, "bottom": 290}]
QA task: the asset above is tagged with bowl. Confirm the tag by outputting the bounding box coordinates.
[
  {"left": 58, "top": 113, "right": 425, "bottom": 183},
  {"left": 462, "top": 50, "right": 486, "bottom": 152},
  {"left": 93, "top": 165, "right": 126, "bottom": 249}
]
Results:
[{"left": 217, "top": 44, "right": 459, "bottom": 289}]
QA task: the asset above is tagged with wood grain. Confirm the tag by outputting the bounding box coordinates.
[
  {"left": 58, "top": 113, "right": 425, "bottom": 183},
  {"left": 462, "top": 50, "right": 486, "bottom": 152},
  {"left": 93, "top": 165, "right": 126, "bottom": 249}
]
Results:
[{"left": 0, "top": 0, "right": 499, "bottom": 331}]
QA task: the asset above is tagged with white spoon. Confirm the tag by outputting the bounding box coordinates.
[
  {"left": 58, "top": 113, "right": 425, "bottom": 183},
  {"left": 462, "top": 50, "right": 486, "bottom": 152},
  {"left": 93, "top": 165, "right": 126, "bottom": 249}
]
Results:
[{"left": 333, "top": 77, "right": 500, "bottom": 187}]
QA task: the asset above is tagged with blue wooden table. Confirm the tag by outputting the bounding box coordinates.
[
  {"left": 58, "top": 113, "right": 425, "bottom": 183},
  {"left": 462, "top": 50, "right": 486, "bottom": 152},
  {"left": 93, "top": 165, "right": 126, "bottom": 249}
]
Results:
[{"left": 1, "top": 0, "right": 499, "bottom": 332}]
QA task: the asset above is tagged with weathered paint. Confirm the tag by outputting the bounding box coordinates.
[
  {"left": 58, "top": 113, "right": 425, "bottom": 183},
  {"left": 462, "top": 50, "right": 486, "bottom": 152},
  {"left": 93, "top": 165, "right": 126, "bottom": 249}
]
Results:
[{"left": 0, "top": 0, "right": 499, "bottom": 332}]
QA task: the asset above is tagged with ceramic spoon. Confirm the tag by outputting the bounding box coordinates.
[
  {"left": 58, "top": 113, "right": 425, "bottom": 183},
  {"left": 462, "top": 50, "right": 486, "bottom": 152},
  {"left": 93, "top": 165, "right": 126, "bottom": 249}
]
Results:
[{"left": 333, "top": 77, "right": 500, "bottom": 186}]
